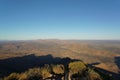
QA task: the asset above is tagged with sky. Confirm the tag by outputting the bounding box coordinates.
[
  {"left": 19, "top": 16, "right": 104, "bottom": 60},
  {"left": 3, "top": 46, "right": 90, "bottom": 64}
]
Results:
[{"left": 0, "top": 0, "right": 120, "bottom": 40}]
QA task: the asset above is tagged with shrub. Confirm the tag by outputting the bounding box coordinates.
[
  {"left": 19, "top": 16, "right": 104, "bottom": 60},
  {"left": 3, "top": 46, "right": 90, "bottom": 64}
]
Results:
[
  {"left": 88, "top": 68, "right": 102, "bottom": 80},
  {"left": 52, "top": 64, "right": 64, "bottom": 75},
  {"left": 40, "top": 66, "right": 52, "bottom": 79},
  {"left": 18, "top": 73, "right": 27, "bottom": 80},
  {"left": 68, "top": 61, "right": 87, "bottom": 74},
  {"left": 24, "top": 68, "right": 42, "bottom": 80},
  {"left": 19, "top": 67, "right": 52, "bottom": 80},
  {"left": 4, "top": 73, "right": 19, "bottom": 80}
]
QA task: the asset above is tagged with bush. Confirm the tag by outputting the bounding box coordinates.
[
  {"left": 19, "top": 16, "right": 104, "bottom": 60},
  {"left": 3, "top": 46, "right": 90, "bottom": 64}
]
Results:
[
  {"left": 68, "top": 61, "right": 87, "bottom": 74},
  {"left": 18, "top": 73, "right": 27, "bottom": 80},
  {"left": 4, "top": 73, "right": 19, "bottom": 80},
  {"left": 52, "top": 64, "right": 64, "bottom": 75},
  {"left": 40, "top": 65, "right": 52, "bottom": 79},
  {"left": 18, "top": 67, "right": 52, "bottom": 80},
  {"left": 23, "top": 68, "right": 42, "bottom": 80},
  {"left": 88, "top": 68, "right": 102, "bottom": 80}
]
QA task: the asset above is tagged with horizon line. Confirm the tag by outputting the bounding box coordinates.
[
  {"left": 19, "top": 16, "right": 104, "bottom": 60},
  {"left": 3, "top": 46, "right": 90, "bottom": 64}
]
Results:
[{"left": 0, "top": 38, "right": 120, "bottom": 41}]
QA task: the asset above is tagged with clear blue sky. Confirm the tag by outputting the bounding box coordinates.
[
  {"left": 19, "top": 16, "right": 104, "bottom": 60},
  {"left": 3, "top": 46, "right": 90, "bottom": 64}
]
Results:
[{"left": 0, "top": 0, "right": 120, "bottom": 40}]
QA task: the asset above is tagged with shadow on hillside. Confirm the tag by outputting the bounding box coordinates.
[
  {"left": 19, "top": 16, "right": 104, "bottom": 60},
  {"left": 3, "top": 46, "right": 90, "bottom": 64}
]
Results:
[
  {"left": 88, "top": 62, "right": 120, "bottom": 80},
  {"left": 115, "top": 56, "right": 120, "bottom": 70},
  {"left": 114, "top": 56, "right": 120, "bottom": 79},
  {"left": 94, "top": 67, "right": 120, "bottom": 80},
  {"left": 88, "top": 62, "right": 100, "bottom": 67},
  {"left": 1, "top": 54, "right": 120, "bottom": 80},
  {"left": 0, "top": 54, "right": 79, "bottom": 77}
]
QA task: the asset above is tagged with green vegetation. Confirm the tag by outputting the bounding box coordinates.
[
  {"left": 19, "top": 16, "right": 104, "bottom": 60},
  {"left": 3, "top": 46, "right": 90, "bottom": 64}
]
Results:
[
  {"left": 52, "top": 64, "right": 64, "bottom": 75},
  {"left": 4, "top": 73, "right": 19, "bottom": 80},
  {"left": 40, "top": 65, "right": 52, "bottom": 79},
  {"left": 3, "top": 61, "right": 113, "bottom": 80},
  {"left": 68, "top": 61, "right": 87, "bottom": 74},
  {"left": 21, "top": 68, "right": 42, "bottom": 80},
  {"left": 87, "top": 68, "right": 102, "bottom": 80}
]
